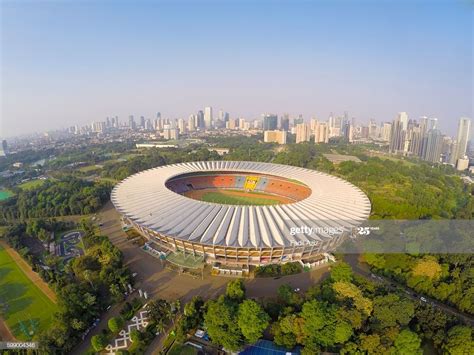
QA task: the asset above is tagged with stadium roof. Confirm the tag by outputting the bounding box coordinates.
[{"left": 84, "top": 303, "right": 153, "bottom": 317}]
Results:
[{"left": 111, "top": 161, "right": 371, "bottom": 248}]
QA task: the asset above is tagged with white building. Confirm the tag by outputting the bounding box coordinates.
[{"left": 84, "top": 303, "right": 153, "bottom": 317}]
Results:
[
  {"left": 204, "top": 106, "right": 213, "bottom": 128},
  {"left": 296, "top": 123, "right": 311, "bottom": 143}
]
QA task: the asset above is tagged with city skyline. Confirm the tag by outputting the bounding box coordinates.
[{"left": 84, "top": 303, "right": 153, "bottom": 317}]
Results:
[{"left": 1, "top": 0, "right": 472, "bottom": 137}]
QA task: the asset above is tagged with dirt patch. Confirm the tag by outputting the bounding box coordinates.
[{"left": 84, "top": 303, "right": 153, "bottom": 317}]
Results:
[
  {"left": 183, "top": 189, "right": 294, "bottom": 204},
  {"left": 0, "top": 240, "right": 57, "bottom": 303}
]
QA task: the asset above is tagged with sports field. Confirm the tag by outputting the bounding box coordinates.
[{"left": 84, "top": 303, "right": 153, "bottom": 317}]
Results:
[
  {"left": 184, "top": 189, "right": 291, "bottom": 205},
  {"left": 0, "top": 244, "right": 57, "bottom": 340},
  {"left": 0, "top": 190, "right": 13, "bottom": 201}
]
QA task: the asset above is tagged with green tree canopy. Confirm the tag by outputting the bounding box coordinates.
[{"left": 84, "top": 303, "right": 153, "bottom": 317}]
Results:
[{"left": 237, "top": 300, "right": 270, "bottom": 344}]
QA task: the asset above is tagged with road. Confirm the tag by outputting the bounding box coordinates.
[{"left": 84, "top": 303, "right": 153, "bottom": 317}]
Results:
[
  {"left": 343, "top": 254, "right": 474, "bottom": 327},
  {"left": 71, "top": 202, "right": 331, "bottom": 354}
]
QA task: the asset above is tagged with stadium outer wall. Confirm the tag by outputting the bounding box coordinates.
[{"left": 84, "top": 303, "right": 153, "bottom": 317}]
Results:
[{"left": 127, "top": 219, "right": 346, "bottom": 266}]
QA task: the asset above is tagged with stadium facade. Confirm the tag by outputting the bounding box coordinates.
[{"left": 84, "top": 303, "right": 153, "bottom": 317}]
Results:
[{"left": 111, "top": 161, "right": 371, "bottom": 266}]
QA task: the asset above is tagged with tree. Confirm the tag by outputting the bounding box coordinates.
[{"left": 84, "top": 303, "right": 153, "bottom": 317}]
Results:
[
  {"left": 359, "top": 334, "right": 381, "bottom": 354},
  {"left": 156, "top": 318, "right": 166, "bottom": 334},
  {"left": 443, "top": 325, "right": 474, "bottom": 355},
  {"left": 372, "top": 294, "right": 414, "bottom": 328},
  {"left": 108, "top": 316, "right": 124, "bottom": 333},
  {"left": 226, "top": 279, "right": 246, "bottom": 301},
  {"left": 147, "top": 299, "right": 172, "bottom": 324},
  {"left": 393, "top": 329, "right": 422, "bottom": 355},
  {"left": 91, "top": 334, "right": 108, "bottom": 351},
  {"left": 130, "top": 329, "right": 143, "bottom": 343},
  {"left": 204, "top": 296, "right": 243, "bottom": 351},
  {"left": 300, "top": 299, "right": 353, "bottom": 347},
  {"left": 333, "top": 281, "right": 373, "bottom": 315},
  {"left": 237, "top": 300, "right": 270, "bottom": 344},
  {"left": 330, "top": 262, "right": 353, "bottom": 282},
  {"left": 277, "top": 284, "right": 303, "bottom": 307}
]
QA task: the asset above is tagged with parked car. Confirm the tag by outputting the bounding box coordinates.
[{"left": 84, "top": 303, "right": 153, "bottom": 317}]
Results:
[{"left": 195, "top": 329, "right": 206, "bottom": 338}]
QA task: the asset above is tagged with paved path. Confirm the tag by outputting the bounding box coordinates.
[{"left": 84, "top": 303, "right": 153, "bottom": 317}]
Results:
[{"left": 0, "top": 317, "right": 15, "bottom": 341}]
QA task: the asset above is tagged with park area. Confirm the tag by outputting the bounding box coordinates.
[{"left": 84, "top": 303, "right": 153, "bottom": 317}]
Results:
[
  {"left": 17, "top": 179, "right": 46, "bottom": 190},
  {"left": 184, "top": 189, "right": 289, "bottom": 205},
  {"left": 0, "top": 243, "right": 57, "bottom": 340}
]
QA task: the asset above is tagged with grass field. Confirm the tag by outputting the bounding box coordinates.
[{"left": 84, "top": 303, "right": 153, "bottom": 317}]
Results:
[
  {"left": 200, "top": 190, "right": 281, "bottom": 205},
  {"left": 0, "top": 190, "right": 14, "bottom": 201},
  {"left": 17, "top": 179, "right": 46, "bottom": 190},
  {"left": 0, "top": 244, "right": 57, "bottom": 340},
  {"left": 168, "top": 343, "right": 198, "bottom": 355}
]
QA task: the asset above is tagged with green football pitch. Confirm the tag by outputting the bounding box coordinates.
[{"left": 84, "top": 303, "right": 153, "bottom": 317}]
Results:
[
  {"left": 0, "top": 190, "right": 13, "bottom": 201},
  {"left": 200, "top": 191, "right": 281, "bottom": 206},
  {"left": 0, "top": 244, "right": 57, "bottom": 340}
]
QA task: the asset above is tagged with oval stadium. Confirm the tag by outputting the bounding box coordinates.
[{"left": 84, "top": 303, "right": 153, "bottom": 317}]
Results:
[{"left": 111, "top": 161, "right": 371, "bottom": 266}]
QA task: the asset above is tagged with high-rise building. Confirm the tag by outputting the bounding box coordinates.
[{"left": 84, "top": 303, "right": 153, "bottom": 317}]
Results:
[
  {"left": 280, "top": 114, "right": 290, "bottom": 131},
  {"left": 226, "top": 119, "right": 238, "bottom": 130},
  {"left": 196, "top": 110, "right": 204, "bottom": 129},
  {"left": 342, "top": 122, "right": 354, "bottom": 142},
  {"left": 422, "top": 129, "right": 444, "bottom": 163},
  {"left": 389, "top": 112, "right": 409, "bottom": 154},
  {"left": 296, "top": 123, "right": 311, "bottom": 143},
  {"left": 263, "top": 114, "right": 278, "bottom": 131},
  {"left": 204, "top": 106, "right": 213, "bottom": 128},
  {"left": 238, "top": 118, "right": 247, "bottom": 130},
  {"left": 0, "top": 140, "right": 8, "bottom": 157},
  {"left": 450, "top": 117, "right": 471, "bottom": 165},
  {"left": 188, "top": 115, "right": 196, "bottom": 132},
  {"left": 178, "top": 118, "right": 186, "bottom": 134},
  {"left": 128, "top": 115, "right": 136, "bottom": 130},
  {"left": 253, "top": 120, "right": 262, "bottom": 130},
  {"left": 368, "top": 120, "right": 378, "bottom": 139},
  {"left": 264, "top": 130, "right": 287, "bottom": 144},
  {"left": 314, "top": 122, "right": 329, "bottom": 143},
  {"left": 162, "top": 125, "right": 179, "bottom": 140},
  {"left": 381, "top": 122, "right": 392, "bottom": 142}
]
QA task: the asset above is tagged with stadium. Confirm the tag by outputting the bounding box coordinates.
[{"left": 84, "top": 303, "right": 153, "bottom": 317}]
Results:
[{"left": 111, "top": 161, "right": 371, "bottom": 266}]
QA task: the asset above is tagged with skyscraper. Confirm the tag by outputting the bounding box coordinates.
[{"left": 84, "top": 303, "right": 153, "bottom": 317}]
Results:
[
  {"left": 381, "top": 122, "right": 392, "bottom": 142},
  {"left": 0, "top": 140, "right": 8, "bottom": 157},
  {"left": 128, "top": 115, "right": 136, "bottom": 130},
  {"left": 450, "top": 117, "right": 471, "bottom": 164},
  {"left": 197, "top": 110, "right": 205, "bottom": 129},
  {"left": 389, "top": 112, "right": 409, "bottom": 154},
  {"left": 422, "top": 129, "right": 444, "bottom": 163},
  {"left": 188, "top": 114, "right": 196, "bottom": 132},
  {"left": 296, "top": 123, "right": 311, "bottom": 143},
  {"left": 204, "top": 106, "right": 213, "bottom": 128},
  {"left": 314, "top": 122, "right": 329, "bottom": 143},
  {"left": 280, "top": 114, "right": 290, "bottom": 131},
  {"left": 262, "top": 114, "right": 278, "bottom": 131}
]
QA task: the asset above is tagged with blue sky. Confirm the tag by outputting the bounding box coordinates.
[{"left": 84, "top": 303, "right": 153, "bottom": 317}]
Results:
[{"left": 1, "top": 0, "right": 472, "bottom": 137}]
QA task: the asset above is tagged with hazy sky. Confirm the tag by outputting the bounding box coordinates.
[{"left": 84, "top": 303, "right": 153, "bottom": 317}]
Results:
[{"left": 1, "top": 0, "right": 472, "bottom": 138}]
